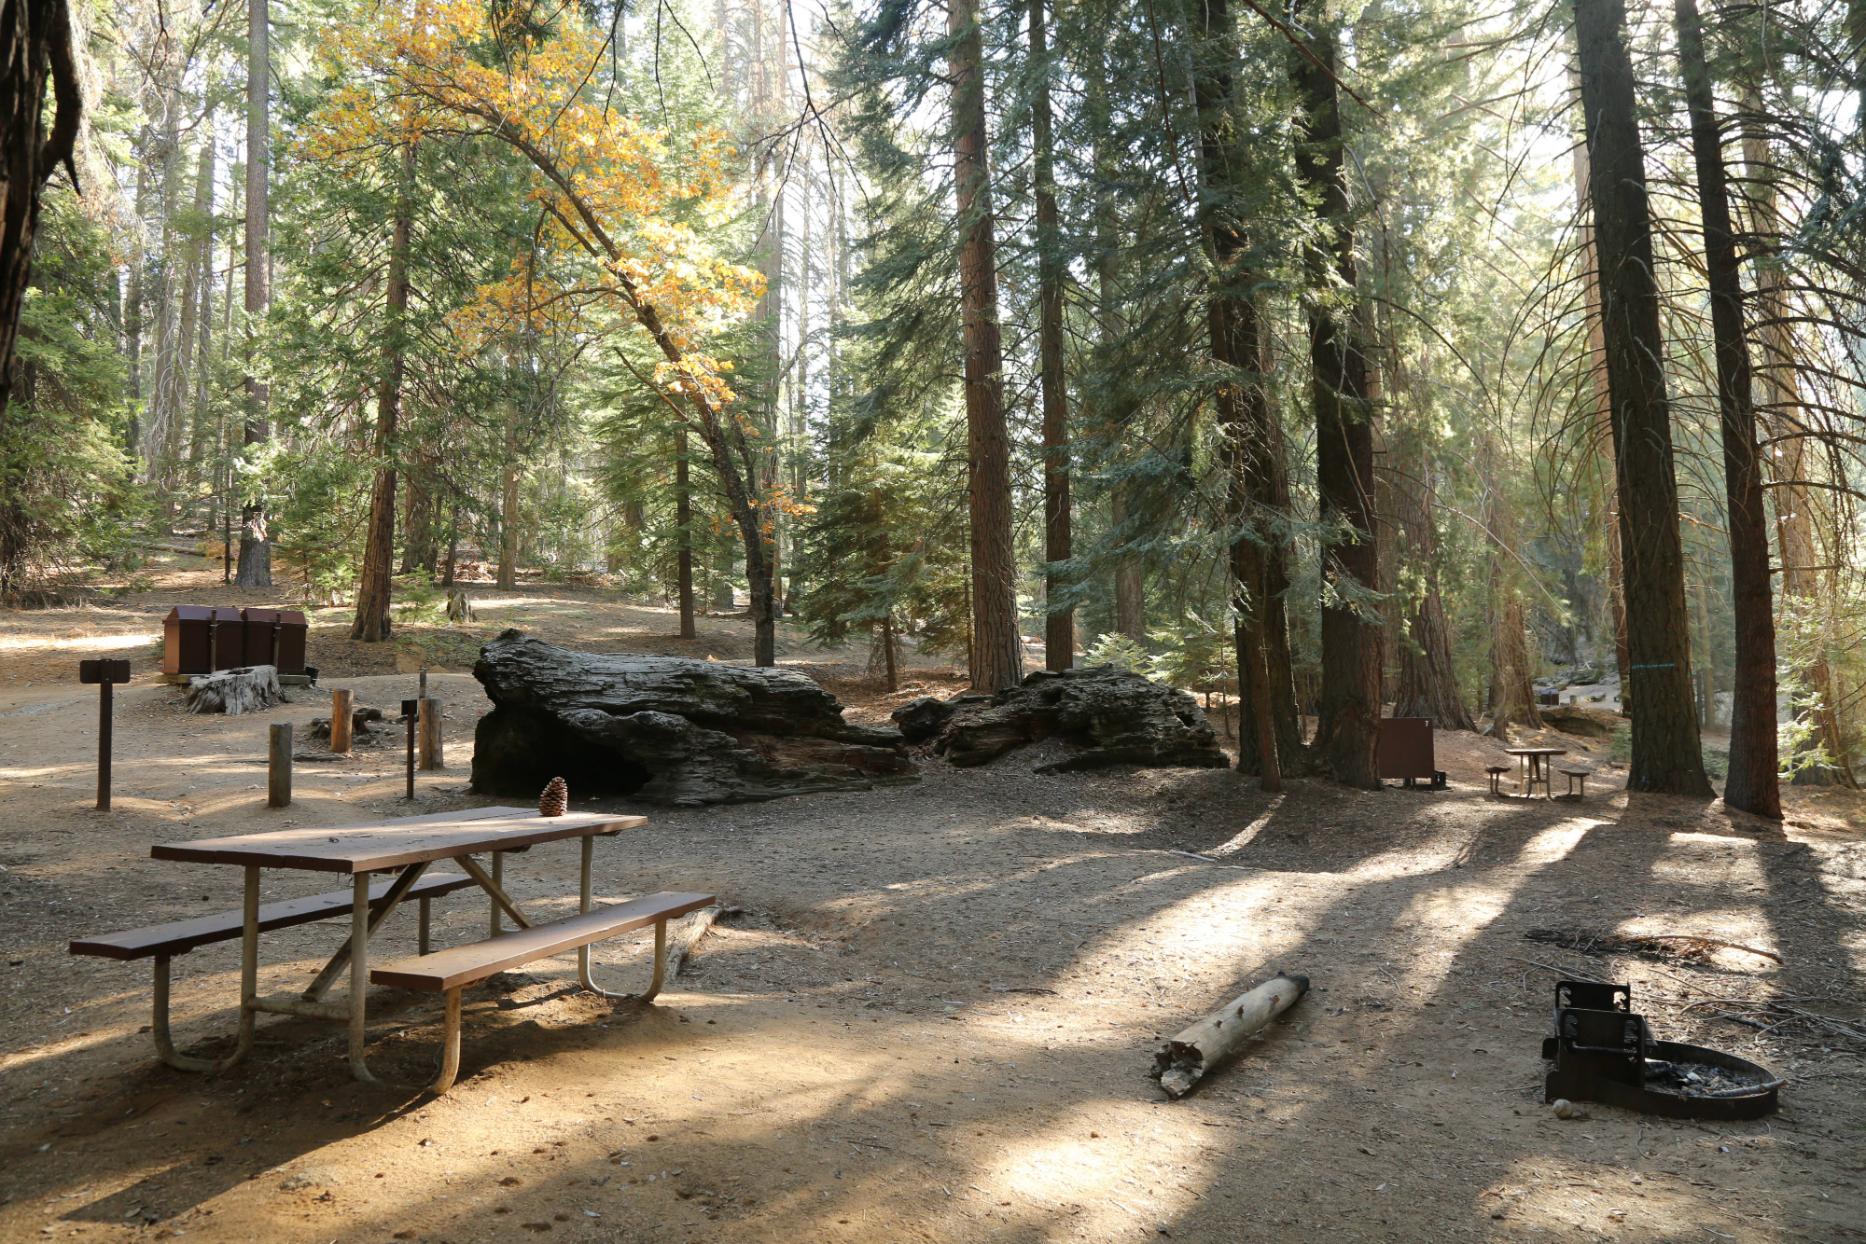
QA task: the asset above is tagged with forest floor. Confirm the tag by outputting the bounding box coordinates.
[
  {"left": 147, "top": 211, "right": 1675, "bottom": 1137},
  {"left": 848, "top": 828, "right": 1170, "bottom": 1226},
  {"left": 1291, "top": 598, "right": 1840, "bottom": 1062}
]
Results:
[{"left": 2, "top": 547, "right": 1864, "bottom": 1244}]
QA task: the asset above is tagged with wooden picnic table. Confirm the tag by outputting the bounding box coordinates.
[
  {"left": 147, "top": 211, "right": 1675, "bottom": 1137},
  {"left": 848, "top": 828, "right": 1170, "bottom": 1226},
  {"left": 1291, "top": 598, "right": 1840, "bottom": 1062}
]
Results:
[
  {"left": 1503, "top": 747, "right": 1566, "bottom": 799},
  {"left": 147, "top": 805, "right": 645, "bottom": 1083}
]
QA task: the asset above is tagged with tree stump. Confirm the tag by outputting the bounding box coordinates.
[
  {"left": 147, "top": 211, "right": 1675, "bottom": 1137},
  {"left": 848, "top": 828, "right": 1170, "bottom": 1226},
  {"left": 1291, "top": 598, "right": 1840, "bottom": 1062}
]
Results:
[
  {"left": 469, "top": 630, "right": 916, "bottom": 804},
  {"left": 185, "top": 665, "right": 285, "bottom": 715}
]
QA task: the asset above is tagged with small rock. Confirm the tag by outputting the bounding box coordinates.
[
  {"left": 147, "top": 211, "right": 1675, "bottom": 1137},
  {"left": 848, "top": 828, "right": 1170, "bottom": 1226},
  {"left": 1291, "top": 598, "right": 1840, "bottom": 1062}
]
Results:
[{"left": 1552, "top": 1098, "right": 1588, "bottom": 1120}]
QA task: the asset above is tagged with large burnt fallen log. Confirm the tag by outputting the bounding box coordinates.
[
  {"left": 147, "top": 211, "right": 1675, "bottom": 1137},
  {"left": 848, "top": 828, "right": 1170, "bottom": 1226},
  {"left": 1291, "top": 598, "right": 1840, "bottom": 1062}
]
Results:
[
  {"left": 892, "top": 665, "right": 1230, "bottom": 771},
  {"left": 470, "top": 631, "right": 917, "bottom": 805}
]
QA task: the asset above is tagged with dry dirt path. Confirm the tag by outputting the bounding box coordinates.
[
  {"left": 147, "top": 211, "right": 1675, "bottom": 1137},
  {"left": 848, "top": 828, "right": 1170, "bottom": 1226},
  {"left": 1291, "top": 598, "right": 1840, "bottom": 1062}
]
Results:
[{"left": 2, "top": 559, "right": 1864, "bottom": 1244}]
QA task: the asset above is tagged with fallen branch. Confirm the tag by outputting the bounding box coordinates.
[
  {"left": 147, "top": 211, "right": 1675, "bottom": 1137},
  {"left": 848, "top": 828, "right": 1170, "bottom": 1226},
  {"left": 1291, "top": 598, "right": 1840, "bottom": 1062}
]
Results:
[
  {"left": 1152, "top": 970, "right": 1309, "bottom": 1099},
  {"left": 665, "top": 903, "right": 740, "bottom": 978}
]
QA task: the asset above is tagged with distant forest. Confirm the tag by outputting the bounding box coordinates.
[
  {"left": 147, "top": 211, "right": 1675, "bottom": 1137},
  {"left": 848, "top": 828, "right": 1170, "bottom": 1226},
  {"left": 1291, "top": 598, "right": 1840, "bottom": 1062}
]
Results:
[{"left": 2, "top": 0, "right": 1862, "bottom": 811}]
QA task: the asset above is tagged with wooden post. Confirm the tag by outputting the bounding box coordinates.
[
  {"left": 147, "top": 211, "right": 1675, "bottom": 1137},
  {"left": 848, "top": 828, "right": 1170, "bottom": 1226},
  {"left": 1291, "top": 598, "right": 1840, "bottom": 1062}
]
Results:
[
  {"left": 331, "top": 688, "right": 353, "bottom": 754},
  {"left": 97, "top": 678, "right": 114, "bottom": 810},
  {"left": 79, "top": 660, "right": 130, "bottom": 811},
  {"left": 417, "top": 697, "right": 443, "bottom": 770},
  {"left": 268, "top": 722, "right": 292, "bottom": 807}
]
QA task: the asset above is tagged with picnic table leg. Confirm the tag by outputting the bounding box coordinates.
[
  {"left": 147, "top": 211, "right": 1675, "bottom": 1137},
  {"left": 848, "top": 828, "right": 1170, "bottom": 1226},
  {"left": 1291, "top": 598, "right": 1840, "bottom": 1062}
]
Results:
[
  {"left": 576, "top": 835, "right": 669, "bottom": 1002},
  {"left": 490, "top": 851, "right": 503, "bottom": 936},
  {"left": 150, "top": 866, "right": 260, "bottom": 1074},
  {"left": 428, "top": 987, "right": 463, "bottom": 1094},
  {"left": 348, "top": 873, "right": 379, "bottom": 1083},
  {"left": 303, "top": 861, "right": 431, "bottom": 1001}
]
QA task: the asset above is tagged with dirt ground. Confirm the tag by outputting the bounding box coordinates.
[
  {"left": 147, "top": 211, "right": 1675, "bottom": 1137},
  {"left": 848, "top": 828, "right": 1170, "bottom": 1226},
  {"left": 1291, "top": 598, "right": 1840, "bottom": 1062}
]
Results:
[{"left": 2, "top": 551, "right": 1864, "bottom": 1244}]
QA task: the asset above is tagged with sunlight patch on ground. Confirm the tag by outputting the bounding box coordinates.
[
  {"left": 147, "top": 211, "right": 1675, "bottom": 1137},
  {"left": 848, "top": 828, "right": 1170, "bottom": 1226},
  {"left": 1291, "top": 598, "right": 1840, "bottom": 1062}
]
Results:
[
  {"left": 1206, "top": 794, "right": 1285, "bottom": 857},
  {"left": 0, "top": 630, "right": 160, "bottom": 652},
  {"left": 983, "top": 1108, "right": 1208, "bottom": 1241},
  {"left": 1650, "top": 834, "right": 1768, "bottom": 889}
]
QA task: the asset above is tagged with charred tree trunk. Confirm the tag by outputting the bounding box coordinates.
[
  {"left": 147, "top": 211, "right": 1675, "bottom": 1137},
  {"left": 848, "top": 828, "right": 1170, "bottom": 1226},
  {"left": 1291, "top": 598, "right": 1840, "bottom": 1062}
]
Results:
[
  {"left": 1675, "top": 0, "right": 1779, "bottom": 817},
  {"left": 1030, "top": 0, "right": 1073, "bottom": 672},
  {"left": 1291, "top": 12, "right": 1380, "bottom": 788},
  {"left": 1193, "top": 0, "right": 1281, "bottom": 789},
  {"left": 948, "top": 0, "right": 1023, "bottom": 691},
  {"left": 235, "top": 0, "right": 273, "bottom": 587},
  {"left": 352, "top": 143, "right": 415, "bottom": 643},
  {"left": 1573, "top": 0, "right": 1711, "bottom": 796}
]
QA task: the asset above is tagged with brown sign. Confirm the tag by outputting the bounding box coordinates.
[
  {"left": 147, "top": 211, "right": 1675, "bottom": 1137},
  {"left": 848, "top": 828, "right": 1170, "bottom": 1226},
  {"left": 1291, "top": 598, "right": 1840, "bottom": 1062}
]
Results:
[{"left": 78, "top": 659, "right": 131, "bottom": 685}]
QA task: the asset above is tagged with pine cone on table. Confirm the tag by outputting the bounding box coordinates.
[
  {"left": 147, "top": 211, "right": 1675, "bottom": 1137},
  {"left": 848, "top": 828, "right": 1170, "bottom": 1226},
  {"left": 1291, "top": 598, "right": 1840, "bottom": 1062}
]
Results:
[{"left": 538, "top": 775, "right": 569, "bottom": 817}]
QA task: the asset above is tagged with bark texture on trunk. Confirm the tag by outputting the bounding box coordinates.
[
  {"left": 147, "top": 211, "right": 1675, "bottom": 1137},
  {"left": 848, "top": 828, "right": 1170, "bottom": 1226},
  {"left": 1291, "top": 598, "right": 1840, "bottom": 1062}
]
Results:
[
  {"left": 1030, "top": 0, "right": 1073, "bottom": 673},
  {"left": 235, "top": 0, "right": 273, "bottom": 586},
  {"left": 0, "top": 0, "right": 81, "bottom": 426},
  {"left": 1675, "top": 0, "right": 1779, "bottom": 818},
  {"left": 948, "top": 0, "right": 1023, "bottom": 691},
  {"left": 1193, "top": 0, "right": 1281, "bottom": 789},
  {"left": 1739, "top": 86, "right": 1854, "bottom": 786},
  {"left": 1574, "top": 0, "right": 1711, "bottom": 796},
  {"left": 351, "top": 143, "right": 415, "bottom": 643},
  {"left": 1571, "top": 119, "right": 1631, "bottom": 692},
  {"left": 1291, "top": 13, "right": 1380, "bottom": 788},
  {"left": 1391, "top": 440, "right": 1474, "bottom": 730}
]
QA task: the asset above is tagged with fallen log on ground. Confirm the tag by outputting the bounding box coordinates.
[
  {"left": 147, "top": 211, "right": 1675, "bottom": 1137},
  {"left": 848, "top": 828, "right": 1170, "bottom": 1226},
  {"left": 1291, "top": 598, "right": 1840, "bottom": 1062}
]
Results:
[
  {"left": 185, "top": 665, "right": 285, "bottom": 715},
  {"left": 1152, "top": 971, "right": 1309, "bottom": 1099},
  {"left": 892, "top": 665, "right": 1229, "bottom": 771},
  {"left": 664, "top": 903, "right": 742, "bottom": 978},
  {"left": 470, "top": 630, "right": 917, "bottom": 804}
]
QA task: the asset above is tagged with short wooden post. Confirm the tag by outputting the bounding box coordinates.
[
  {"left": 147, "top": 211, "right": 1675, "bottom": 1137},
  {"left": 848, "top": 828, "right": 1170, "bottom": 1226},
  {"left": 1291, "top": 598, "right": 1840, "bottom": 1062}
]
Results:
[
  {"left": 268, "top": 723, "right": 293, "bottom": 807},
  {"left": 417, "top": 698, "right": 443, "bottom": 770},
  {"left": 401, "top": 699, "right": 418, "bottom": 799},
  {"left": 331, "top": 688, "right": 354, "bottom": 754}
]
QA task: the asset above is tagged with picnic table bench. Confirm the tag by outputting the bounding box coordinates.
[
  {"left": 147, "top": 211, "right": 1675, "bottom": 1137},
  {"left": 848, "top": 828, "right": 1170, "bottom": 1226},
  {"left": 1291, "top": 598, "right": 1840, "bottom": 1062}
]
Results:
[{"left": 70, "top": 805, "right": 712, "bottom": 1092}]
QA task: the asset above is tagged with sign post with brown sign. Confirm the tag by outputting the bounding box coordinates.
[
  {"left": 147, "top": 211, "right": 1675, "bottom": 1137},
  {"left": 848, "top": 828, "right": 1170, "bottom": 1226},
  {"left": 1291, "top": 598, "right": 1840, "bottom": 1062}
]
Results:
[{"left": 79, "top": 659, "right": 131, "bottom": 810}]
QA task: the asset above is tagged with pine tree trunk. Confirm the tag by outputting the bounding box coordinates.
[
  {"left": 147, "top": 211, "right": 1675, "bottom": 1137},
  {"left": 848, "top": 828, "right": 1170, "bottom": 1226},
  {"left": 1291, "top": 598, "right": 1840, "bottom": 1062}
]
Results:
[
  {"left": 1570, "top": 114, "right": 1631, "bottom": 693},
  {"left": 235, "top": 0, "right": 273, "bottom": 587},
  {"left": 1675, "top": 0, "right": 1779, "bottom": 816},
  {"left": 1192, "top": 0, "right": 1280, "bottom": 789},
  {"left": 498, "top": 415, "right": 519, "bottom": 590},
  {"left": 1573, "top": 0, "right": 1711, "bottom": 796},
  {"left": 1391, "top": 432, "right": 1475, "bottom": 730},
  {"left": 186, "top": 114, "right": 218, "bottom": 502},
  {"left": 1030, "top": 0, "right": 1073, "bottom": 673},
  {"left": 1290, "top": 12, "right": 1380, "bottom": 788},
  {"left": 351, "top": 143, "right": 414, "bottom": 643},
  {"left": 1739, "top": 87, "right": 1854, "bottom": 786},
  {"left": 1482, "top": 432, "right": 1542, "bottom": 740},
  {"left": 676, "top": 427, "right": 696, "bottom": 638},
  {"left": 948, "top": 0, "right": 1023, "bottom": 691}
]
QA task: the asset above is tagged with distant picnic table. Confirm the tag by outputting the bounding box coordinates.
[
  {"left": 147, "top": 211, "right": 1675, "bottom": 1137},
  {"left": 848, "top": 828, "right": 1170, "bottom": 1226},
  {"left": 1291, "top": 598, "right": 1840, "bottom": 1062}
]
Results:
[
  {"left": 72, "top": 806, "right": 712, "bottom": 1092},
  {"left": 1503, "top": 747, "right": 1566, "bottom": 799}
]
